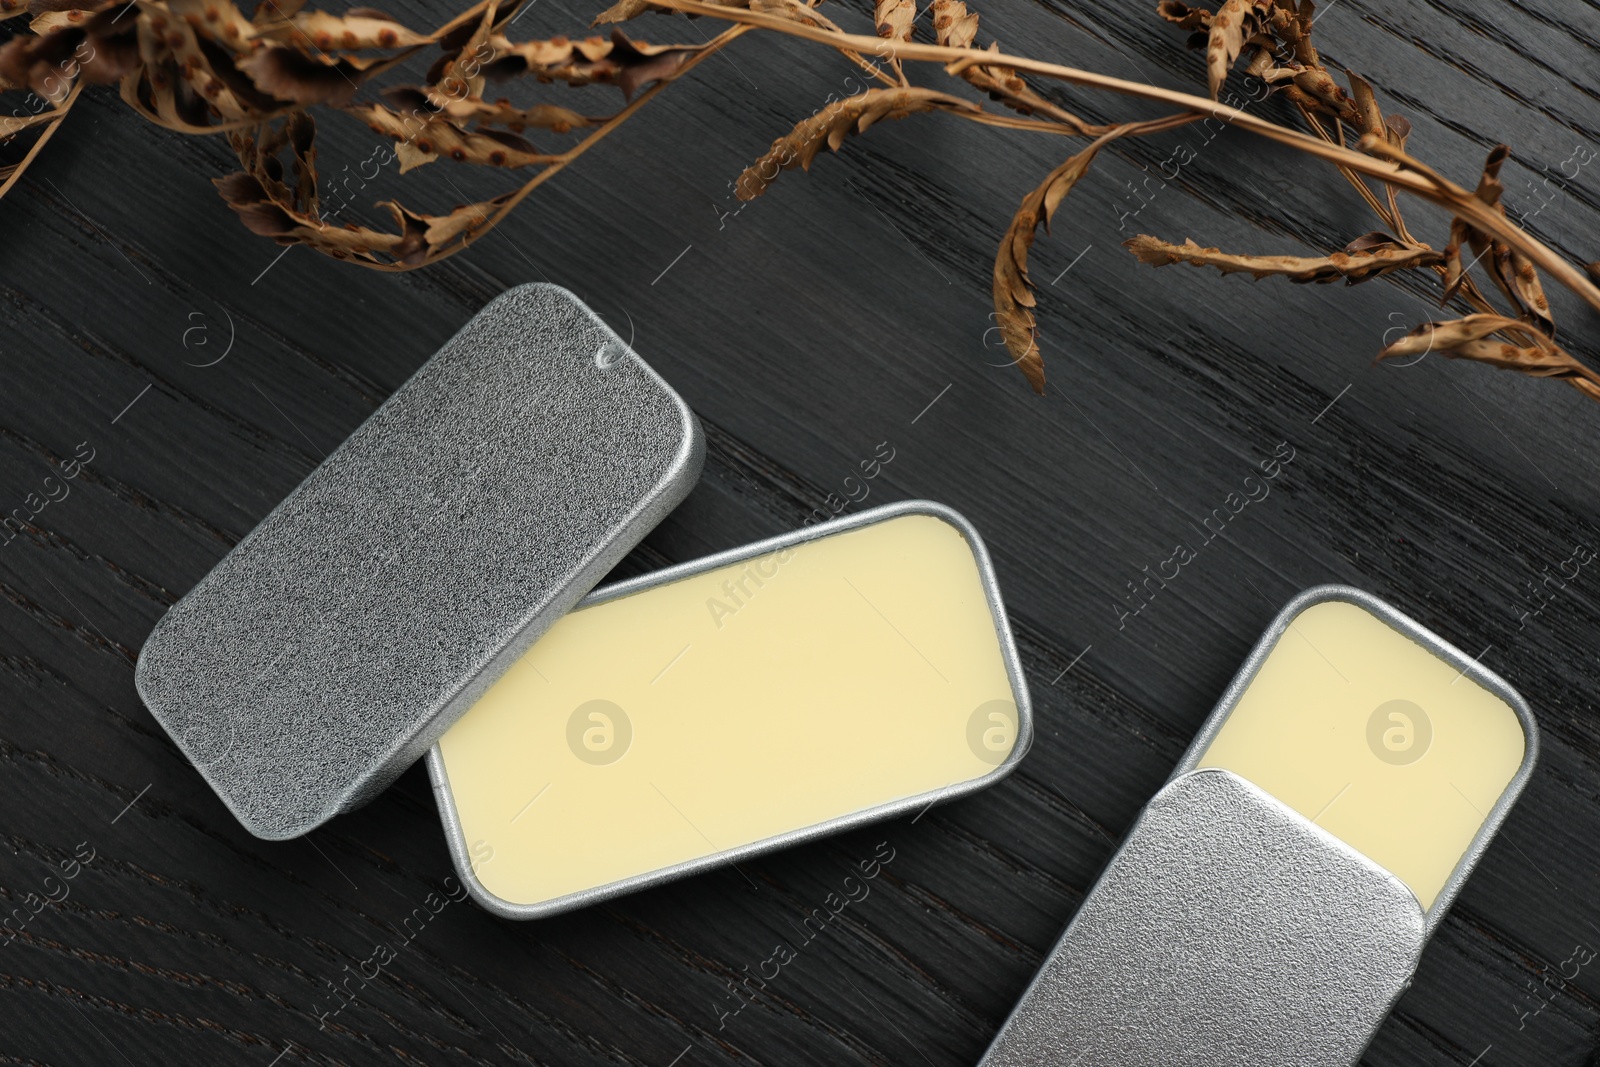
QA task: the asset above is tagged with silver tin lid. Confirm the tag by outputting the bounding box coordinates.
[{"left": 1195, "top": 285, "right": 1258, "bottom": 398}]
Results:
[
  {"left": 135, "top": 284, "right": 704, "bottom": 840},
  {"left": 980, "top": 768, "right": 1426, "bottom": 1067}
]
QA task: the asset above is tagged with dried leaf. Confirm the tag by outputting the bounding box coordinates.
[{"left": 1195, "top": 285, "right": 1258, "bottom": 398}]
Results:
[
  {"left": 592, "top": 0, "right": 654, "bottom": 24},
  {"left": 425, "top": 0, "right": 495, "bottom": 106},
  {"left": 1205, "top": 0, "right": 1259, "bottom": 99},
  {"left": 931, "top": 0, "right": 978, "bottom": 45},
  {"left": 130, "top": 15, "right": 208, "bottom": 126},
  {"left": 236, "top": 45, "right": 381, "bottom": 107},
  {"left": 1375, "top": 315, "right": 1597, "bottom": 398},
  {"left": 931, "top": 0, "right": 1100, "bottom": 133},
  {"left": 748, "top": 0, "right": 844, "bottom": 33},
  {"left": 481, "top": 29, "right": 703, "bottom": 99},
  {"left": 994, "top": 136, "right": 1117, "bottom": 394},
  {"left": 166, "top": 0, "right": 258, "bottom": 49},
  {"left": 351, "top": 91, "right": 557, "bottom": 167},
  {"left": 1286, "top": 64, "right": 1357, "bottom": 123},
  {"left": 216, "top": 111, "right": 511, "bottom": 266},
  {"left": 1435, "top": 145, "right": 1553, "bottom": 333},
  {"left": 0, "top": 3, "right": 137, "bottom": 98},
  {"left": 1346, "top": 69, "right": 1381, "bottom": 138},
  {"left": 436, "top": 97, "right": 603, "bottom": 133},
  {"left": 28, "top": 9, "right": 87, "bottom": 33},
  {"left": 735, "top": 86, "right": 978, "bottom": 200},
  {"left": 254, "top": 0, "right": 308, "bottom": 23},
  {"left": 253, "top": 8, "right": 432, "bottom": 50},
  {"left": 873, "top": 0, "right": 913, "bottom": 41},
  {"left": 1495, "top": 241, "right": 1552, "bottom": 332},
  {"left": 1376, "top": 314, "right": 1528, "bottom": 360},
  {"left": 1384, "top": 113, "right": 1411, "bottom": 149},
  {"left": 394, "top": 138, "right": 435, "bottom": 170},
  {"left": 76, "top": 0, "right": 279, "bottom": 131},
  {"left": 1157, "top": 0, "right": 1212, "bottom": 31},
  {"left": 387, "top": 194, "right": 514, "bottom": 250},
  {"left": 1124, "top": 233, "right": 1443, "bottom": 283},
  {"left": 1439, "top": 215, "right": 1468, "bottom": 301},
  {"left": 1466, "top": 145, "right": 1552, "bottom": 334},
  {"left": 149, "top": 6, "right": 262, "bottom": 119},
  {"left": 217, "top": 169, "right": 429, "bottom": 261}
]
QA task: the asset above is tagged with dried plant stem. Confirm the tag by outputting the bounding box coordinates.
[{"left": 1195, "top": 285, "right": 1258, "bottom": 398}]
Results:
[
  {"left": 6, "top": 0, "right": 1593, "bottom": 402},
  {"left": 1295, "top": 107, "right": 1497, "bottom": 315},
  {"left": 0, "top": 83, "right": 80, "bottom": 199},
  {"left": 1297, "top": 107, "right": 1388, "bottom": 224},
  {"left": 657, "top": 0, "right": 1600, "bottom": 319}
]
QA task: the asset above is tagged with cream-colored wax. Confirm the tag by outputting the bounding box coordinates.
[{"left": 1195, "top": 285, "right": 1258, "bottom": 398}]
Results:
[
  {"left": 438, "top": 512, "right": 1019, "bottom": 909},
  {"left": 1197, "top": 600, "right": 1526, "bottom": 909}
]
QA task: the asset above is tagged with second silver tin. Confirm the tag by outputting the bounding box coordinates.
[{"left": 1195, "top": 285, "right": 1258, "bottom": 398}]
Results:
[{"left": 979, "top": 585, "right": 1539, "bottom": 1067}]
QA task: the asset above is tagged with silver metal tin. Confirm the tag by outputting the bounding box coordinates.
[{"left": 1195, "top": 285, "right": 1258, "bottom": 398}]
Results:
[
  {"left": 1170, "top": 584, "right": 1539, "bottom": 935},
  {"left": 979, "top": 584, "right": 1539, "bottom": 1067},
  {"left": 428, "top": 499, "right": 1035, "bottom": 920},
  {"left": 135, "top": 284, "right": 704, "bottom": 840}
]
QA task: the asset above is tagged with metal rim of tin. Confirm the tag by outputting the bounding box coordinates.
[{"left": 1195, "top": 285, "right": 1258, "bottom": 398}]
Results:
[
  {"left": 1170, "top": 583, "right": 1540, "bottom": 936},
  {"left": 427, "top": 497, "right": 1036, "bottom": 920}
]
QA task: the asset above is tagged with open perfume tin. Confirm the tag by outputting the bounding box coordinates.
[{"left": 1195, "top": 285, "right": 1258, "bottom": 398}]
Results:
[
  {"left": 979, "top": 584, "right": 1538, "bottom": 1067},
  {"left": 428, "top": 499, "right": 1035, "bottom": 919}
]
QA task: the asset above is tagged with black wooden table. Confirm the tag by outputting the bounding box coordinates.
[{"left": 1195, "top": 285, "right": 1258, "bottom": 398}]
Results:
[{"left": 3, "top": 0, "right": 1599, "bottom": 1062}]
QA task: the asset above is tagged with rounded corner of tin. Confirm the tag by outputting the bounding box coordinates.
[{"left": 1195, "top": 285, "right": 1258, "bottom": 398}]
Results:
[
  {"left": 889, "top": 499, "right": 988, "bottom": 550},
  {"left": 859, "top": 500, "right": 1034, "bottom": 778},
  {"left": 1511, "top": 691, "right": 1541, "bottom": 771},
  {"left": 669, "top": 408, "right": 707, "bottom": 490},
  {"left": 896, "top": 497, "right": 967, "bottom": 525},
  {"left": 130, "top": 641, "right": 161, "bottom": 707},
  {"left": 974, "top": 729, "right": 1035, "bottom": 794},
  {"left": 1303, "top": 587, "right": 1539, "bottom": 776},
  {"left": 426, "top": 746, "right": 552, "bottom": 921},
  {"left": 461, "top": 865, "right": 550, "bottom": 921},
  {"left": 237, "top": 801, "right": 322, "bottom": 843}
]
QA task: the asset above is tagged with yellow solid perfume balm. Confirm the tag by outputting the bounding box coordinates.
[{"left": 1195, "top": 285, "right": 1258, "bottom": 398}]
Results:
[
  {"left": 1196, "top": 598, "right": 1527, "bottom": 908},
  {"left": 431, "top": 502, "right": 1031, "bottom": 918}
]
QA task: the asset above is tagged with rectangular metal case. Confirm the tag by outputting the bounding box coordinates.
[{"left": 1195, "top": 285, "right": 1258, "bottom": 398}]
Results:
[
  {"left": 135, "top": 284, "right": 704, "bottom": 840},
  {"left": 978, "top": 585, "right": 1539, "bottom": 1067},
  {"left": 428, "top": 499, "right": 1035, "bottom": 919}
]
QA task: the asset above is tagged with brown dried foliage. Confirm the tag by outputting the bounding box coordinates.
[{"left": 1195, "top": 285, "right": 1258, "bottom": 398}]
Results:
[
  {"left": 734, "top": 86, "right": 977, "bottom": 200},
  {"left": 680, "top": 0, "right": 1600, "bottom": 398},
  {"left": 1125, "top": 232, "right": 1444, "bottom": 284},
  {"left": 0, "top": 0, "right": 725, "bottom": 269},
  {"left": 4, "top": 0, "right": 1599, "bottom": 405},
  {"left": 217, "top": 111, "right": 519, "bottom": 266}
]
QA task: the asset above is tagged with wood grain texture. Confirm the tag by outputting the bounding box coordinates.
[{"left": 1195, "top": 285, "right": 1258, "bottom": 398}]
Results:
[{"left": 1, "top": 0, "right": 1598, "bottom": 1062}]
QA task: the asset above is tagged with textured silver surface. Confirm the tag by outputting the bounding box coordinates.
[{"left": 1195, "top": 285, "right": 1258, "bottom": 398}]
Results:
[
  {"left": 979, "top": 769, "right": 1426, "bottom": 1067},
  {"left": 429, "top": 499, "right": 1035, "bottom": 920},
  {"left": 135, "top": 284, "right": 704, "bottom": 840}
]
